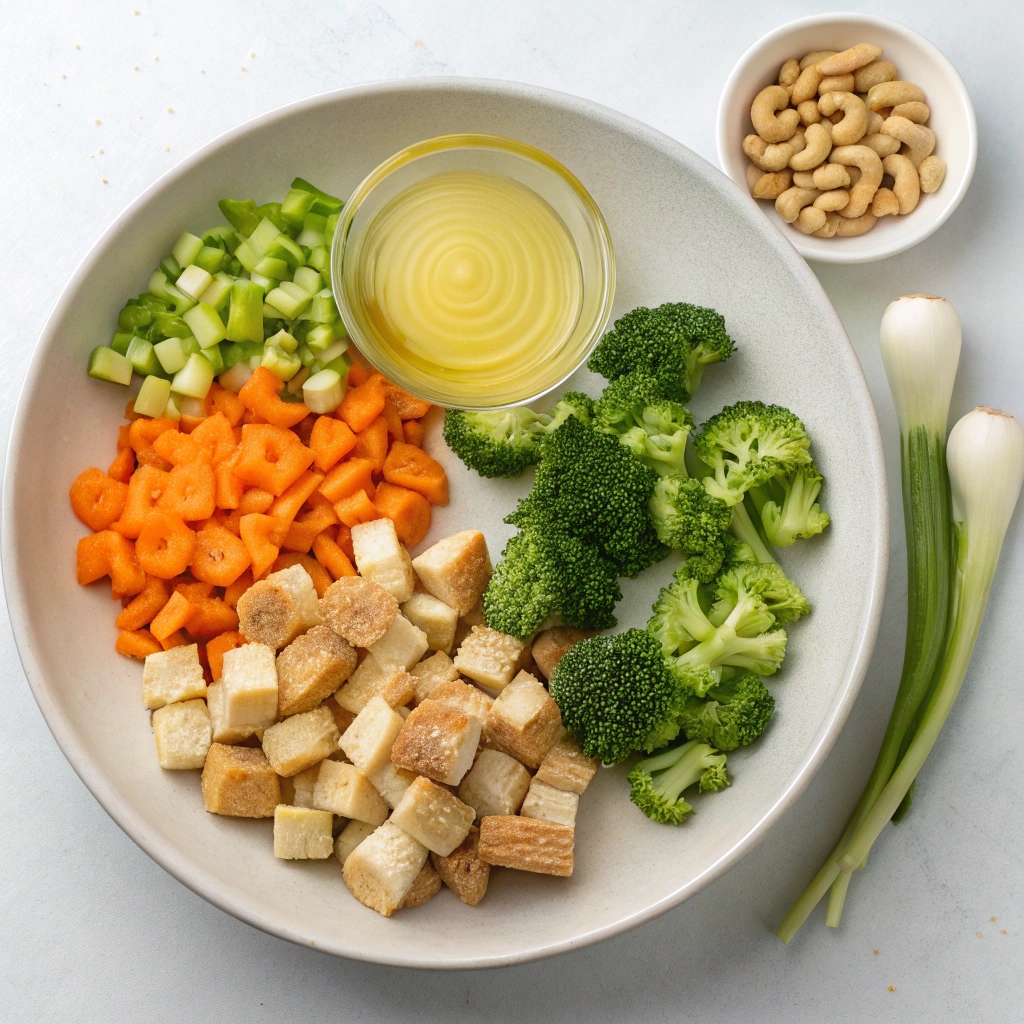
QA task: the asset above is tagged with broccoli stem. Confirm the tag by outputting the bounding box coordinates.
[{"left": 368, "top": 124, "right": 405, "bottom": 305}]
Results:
[{"left": 730, "top": 501, "right": 776, "bottom": 565}]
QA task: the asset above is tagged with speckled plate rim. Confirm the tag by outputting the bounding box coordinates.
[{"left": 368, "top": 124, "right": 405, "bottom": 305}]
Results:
[{"left": 2, "top": 77, "right": 888, "bottom": 969}]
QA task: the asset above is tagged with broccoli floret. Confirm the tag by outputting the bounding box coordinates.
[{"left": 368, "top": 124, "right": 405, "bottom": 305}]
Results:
[
  {"left": 508, "top": 416, "right": 667, "bottom": 578},
  {"left": 751, "top": 465, "right": 830, "bottom": 546},
  {"left": 677, "top": 303, "right": 735, "bottom": 396},
  {"left": 649, "top": 475, "right": 732, "bottom": 580},
  {"left": 709, "top": 561, "right": 811, "bottom": 626},
  {"left": 549, "top": 630, "right": 679, "bottom": 763},
  {"left": 482, "top": 524, "right": 622, "bottom": 639},
  {"left": 546, "top": 391, "right": 595, "bottom": 431},
  {"left": 627, "top": 739, "right": 730, "bottom": 824},
  {"left": 677, "top": 671, "right": 775, "bottom": 750},
  {"left": 693, "top": 401, "right": 813, "bottom": 506}
]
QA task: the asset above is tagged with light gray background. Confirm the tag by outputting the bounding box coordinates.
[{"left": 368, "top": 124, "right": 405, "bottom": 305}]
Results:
[{"left": 2, "top": 1, "right": 1020, "bottom": 1020}]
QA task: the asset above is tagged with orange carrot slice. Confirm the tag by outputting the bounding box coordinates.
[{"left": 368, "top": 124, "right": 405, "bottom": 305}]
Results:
[
  {"left": 76, "top": 531, "right": 146, "bottom": 595},
  {"left": 234, "top": 423, "right": 315, "bottom": 496},
  {"left": 334, "top": 489, "right": 381, "bottom": 528},
  {"left": 191, "top": 522, "right": 252, "bottom": 587},
  {"left": 115, "top": 574, "right": 171, "bottom": 631},
  {"left": 239, "top": 513, "right": 286, "bottom": 579},
  {"left": 115, "top": 628, "right": 162, "bottom": 659},
  {"left": 206, "top": 630, "right": 246, "bottom": 680},
  {"left": 383, "top": 441, "right": 449, "bottom": 505},
  {"left": 159, "top": 629, "right": 190, "bottom": 650},
  {"left": 223, "top": 569, "right": 253, "bottom": 609},
  {"left": 107, "top": 446, "right": 136, "bottom": 484},
  {"left": 268, "top": 470, "right": 325, "bottom": 530},
  {"left": 352, "top": 415, "right": 389, "bottom": 473},
  {"left": 135, "top": 513, "right": 197, "bottom": 579},
  {"left": 149, "top": 590, "right": 194, "bottom": 641},
  {"left": 153, "top": 429, "right": 206, "bottom": 466},
  {"left": 70, "top": 467, "right": 129, "bottom": 532},
  {"left": 382, "top": 382, "right": 432, "bottom": 420},
  {"left": 282, "top": 495, "right": 338, "bottom": 553},
  {"left": 311, "top": 531, "right": 357, "bottom": 579},
  {"left": 214, "top": 453, "right": 245, "bottom": 510},
  {"left": 403, "top": 419, "right": 426, "bottom": 448},
  {"left": 339, "top": 374, "right": 386, "bottom": 434},
  {"left": 208, "top": 383, "right": 245, "bottom": 427},
  {"left": 238, "top": 366, "right": 309, "bottom": 428},
  {"left": 190, "top": 412, "right": 237, "bottom": 465},
  {"left": 158, "top": 461, "right": 217, "bottom": 522},
  {"left": 374, "top": 481, "right": 431, "bottom": 546},
  {"left": 185, "top": 596, "right": 239, "bottom": 640},
  {"left": 309, "top": 415, "right": 357, "bottom": 472},
  {"left": 319, "top": 457, "right": 375, "bottom": 504},
  {"left": 382, "top": 398, "right": 405, "bottom": 444},
  {"left": 128, "top": 416, "right": 176, "bottom": 455}
]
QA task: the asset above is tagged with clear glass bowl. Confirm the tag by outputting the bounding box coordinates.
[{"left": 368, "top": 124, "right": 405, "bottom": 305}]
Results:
[{"left": 331, "top": 133, "right": 615, "bottom": 409}]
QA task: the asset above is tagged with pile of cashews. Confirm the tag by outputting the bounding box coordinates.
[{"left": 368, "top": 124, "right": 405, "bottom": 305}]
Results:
[{"left": 743, "top": 42, "right": 948, "bottom": 238}]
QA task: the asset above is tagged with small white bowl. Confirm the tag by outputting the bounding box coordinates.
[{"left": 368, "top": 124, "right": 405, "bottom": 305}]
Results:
[{"left": 717, "top": 12, "right": 977, "bottom": 263}]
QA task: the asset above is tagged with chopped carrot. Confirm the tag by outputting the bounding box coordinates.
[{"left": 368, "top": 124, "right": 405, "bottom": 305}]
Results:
[
  {"left": 239, "top": 513, "right": 286, "bottom": 579},
  {"left": 124, "top": 398, "right": 145, "bottom": 421},
  {"left": 238, "top": 366, "right": 309, "bottom": 428},
  {"left": 339, "top": 373, "right": 386, "bottom": 434},
  {"left": 242, "top": 407, "right": 264, "bottom": 425},
  {"left": 185, "top": 596, "right": 239, "bottom": 640},
  {"left": 115, "top": 628, "right": 162, "bottom": 659},
  {"left": 234, "top": 423, "right": 315, "bottom": 496},
  {"left": 311, "top": 531, "right": 357, "bottom": 579},
  {"left": 272, "top": 551, "right": 333, "bottom": 598},
  {"left": 334, "top": 489, "right": 380, "bottom": 528},
  {"left": 153, "top": 429, "right": 206, "bottom": 466},
  {"left": 383, "top": 381, "right": 432, "bottom": 420},
  {"left": 206, "top": 630, "right": 246, "bottom": 680},
  {"left": 309, "top": 415, "right": 357, "bottom": 472},
  {"left": 293, "top": 414, "right": 316, "bottom": 447},
  {"left": 223, "top": 569, "right": 253, "bottom": 609},
  {"left": 117, "top": 425, "right": 132, "bottom": 451},
  {"left": 157, "top": 461, "right": 217, "bottom": 522},
  {"left": 403, "top": 418, "right": 426, "bottom": 447},
  {"left": 115, "top": 575, "right": 171, "bottom": 631},
  {"left": 336, "top": 522, "right": 354, "bottom": 561},
  {"left": 190, "top": 412, "right": 237, "bottom": 465},
  {"left": 374, "top": 481, "right": 431, "bottom": 546},
  {"left": 352, "top": 416, "right": 389, "bottom": 473},
  {"left": 159, "top": 629, "right": 190, "bottom": 650},
  {"left": 219, "top": 509, "right": 243, "bottom": 536},
  {"left": 76, "top": 530, "right": 146, "bottom": 595},
  {"left": 346, "top": 362, "right": 370, "bottom": 388},
  {"left": 135, "top": 512, "right": 197, "bottom": 579},
  {"left": 383, "top": 442, "right": 449, "bottom": 505},
  {"left": 208, "top": 383, "right": 245, "bottom": 427},
  {"left": 70, "top": 467, "right": 129, "bottom": 532},
  {"left": 174, "top": 580, "right": 215, "bottom": 603},
  {"left": 382, "top": 398, "right": 405, "bottom": 444},
  {"left": 149, "top": 590, "right": 194, "bottom": 641},
  {"left": 107, "top": 445, "right": 136, "bottom": 483},
  {"left": 282, "top": 496, "right": 338, "bottom": 553},
  {"left": 136, "top": 448, "right": 173, "bottom": 471},
  {"left": 238, "top": 487, "right": 275, "bottom": 514},
  {"left": 214, "top": 454, "right": 245, "bottom": 509},
  {"left": 319, "top": 457, "right": 376, "bottom": 504},
  {"left": 128, "top": 416, "right": 176, "bottom": 455},
  {"left": 268, "top": 470, "right": 325, "bottom": 529},
  {"left": 191, "top": 522, "right": 252, "bottom": 587},
  {"left": 112, "top": 465, "right": 170, "bottom": 539}
]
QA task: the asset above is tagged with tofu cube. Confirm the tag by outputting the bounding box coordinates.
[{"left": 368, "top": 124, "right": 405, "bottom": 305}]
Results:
[
  {"left": 289, "top": 763, "right": 322, "bottom": 808},
  {"left": 318, "top": 576, "right": 398, "bottom": 648},
  {"left": 531, "top": 627, "right": 595, "bottom": 680},
  {"left": 273, "top": 805, "right": 334, "bottom": 859},
  {"left": 236, "top": 563, "right": 320, "bottom": 649},
  {"left": 261, "top": 705, "right": 340, "bottom": 776},
  {"left": 390, "top": 702, "right": 481, "bottom": 785},
  {"left": 478, "top": 815, "right": 574, "bottom": 876},
  {"left": 335, "top": 657, "right": 417, "bottom": 715},
  {"left": 334, "top": 819, "right": 377, "bottom": 866},
  {"left": 410, "top": 651, "right": 460, "bottom": 705},
  {"left": 276, "top": 624, "right": 357, "bottom": 717},
  {"left": 390, "top": 777, "right": 476, "bottom": 856},
  {"left": 339, "top": 696, "right": 405, "bottom": 777},
  {"left": 367, "top": 760, "right": 417, "bottom": 809},
  {"left": 343, "top": 821, "right": 428, "bottom": 917},
  {"left": 142, "top": 644, "right": 206, "bottom": 710},
  {"left": 312, "top": 759, "right": 388, "bottom": 825},
  {"left": 368, "top": 613, "right": 429, "bottom": 673},
  {"left": 219, "top": 642, "right": 279, "bottom": 734},
  {"left": 520, "top": 777, "right": 579, "bottom": 827},
  {"left": 401, "top": 592, "right": 458, "bottom": 654},
  {"left": 323, "top": 695, "right": 356, "bottom": 736},
  {"left": 401, "top": 862, "right": 442, "bottom": 908},
  {"left": 411, "top": 531, "right": 492, "bottom": 616},
  {"left": 457, "top": 748, "right": 532, "bottom": 819},
  {"left": 535, "top": 735, "right": 600, "bottom": 794},
  {"left": 426, "top": 677, "right": 493, "bottom": 728},
  {"left": 152, "top": 698, "right": 212, "bottom": 770},
  {"left": 484, "top": 671, "right": 563, "bottom": 769},
  {"left": 454, "top": 626, "right": 526, "bottom": 694},
  {"left": 205, "top": 682, "right": 247, "bottom": 744},
  {"left": 350, "top": 519, "right": 415, "bottom": 602},
  {"left": 431, "top": 827, "right": 490, "bottom": 906},
  {"left": 201, "top": 743, "right": 281, "bottom": 817}
]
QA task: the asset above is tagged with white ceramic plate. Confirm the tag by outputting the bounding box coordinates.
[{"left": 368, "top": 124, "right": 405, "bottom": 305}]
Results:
[{"left": 3, "top": 79, "right": 887, "bottom": 968}]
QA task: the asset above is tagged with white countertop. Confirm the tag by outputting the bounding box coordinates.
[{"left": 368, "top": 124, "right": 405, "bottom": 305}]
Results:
[{"left": 2, "top": 1, "right": 1020, "bottom": 1020}]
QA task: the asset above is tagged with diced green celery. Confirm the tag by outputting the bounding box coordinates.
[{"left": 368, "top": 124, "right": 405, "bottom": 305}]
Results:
[
  {"left": 171, "top": 352, "right": 216, "bottom": 399},
  {"left": 172, "top": 232, "right": 204, "bottom": 267},
  {"left": 261, "top": 342, "right": 301, "bottom": 381},
  {"left": 183, "top": 302, "right": 227, "bottom": 349},
  {"left": 285, "top": 365, "right": 311, "bottom": 395},
  {"left": 305, "top": 323, "right": 337, "bottom": 354},
  {"left": 111, "top": 331, "right": 134, "bottom": 356},
  {"left": 265, "top": 281, "right": 311, "bottom": 319},
  {"left": 265, "top": 233, "right": 306, "bottom": 269},
  {"left": 317, "top": 338, "right": 350, "bottom": 365},
  {"left": 324, "top": 212, "right": 340, "bottom": 248},
  {"left": 163, "top": 392, "right": 181, "bottom": 421},
  {"left": 160, "top": 254, "right": 182, "bottom": 281},
  {"left": 291, "top": 178, "right": 344, "bottom": 217},
  {"left": 324, "top": 353, "right": 351, "bottom": 378},
  {"left": 302, "top": 368, "right": 344, "bottom": 413},
  {"left": 267, "top": 328, "right": 299, "bottom": 354},
  {"left": 234, "top": 238, "right": 260, "bottom": 273},
  {"left": 308, "top": 292, "right": 338, "bottom": 324},
  {"left": 135, "top": 375, "right": 172, "bottom": 417},
  {"left": 198, "top": 272, "right": 234, "bottom": 311},
  {"left": 154, "top": 337, "right": 188, "bottom": 375},
  {"left": 281, "top": 188, "right": 317, "bottom": 229},
  {"left": 176, "top": 264, "right": 214, "bottom": 301},
  {"left": 297, "top": 344, "right": 313, "bottom": 367},
  {"left": 181, "top": 335, "right": 201, "bottom": 358},
  {"left": 240, "top": 341, "right": 264, "bottom": 361},
  {"left": 263, "top": 303, "right": 282, "bottom": 319},
  {"left": 118, "top": 303, "right": 153, "bottom": 333},
  {"left": 249, "top": 217, "right": 283, "bottom": 258},
  {"left": 293, "top": 266, "right": 322, "bottom": 294},
  {"left": 251, "top": 272, "right": 274, "bottom": 291},
  {"left": 202, "top": 225, "right": 239, "bottom": 250},
  {"left": 88, "top": 345, "right": 133, "bottom": 385},
  {"left": 253, "top": 255, "right": 289, "bottom": 280},
  {"left": 218, "top": 198, "right": 262, "bottom": 236},
  {"left": 202, "top": 343, "right": 225, "bottom": 374},
  {"left": 303, "top": 211, "right": 328, "bottom": 235},
  {"left": 308, "top": 359, "right": 323, "bottom": 375},
  {"left": 257, "top": 203, "right": 289, "bottom": 235},
  {"left": 296, "top": 228, "right": 325, "bottom": 248},
  {"left": 249, "top": 354, "right": 264, "bottom": 371},
  {"left": 221, "top": 342, "right": 243, "bottom": 369},
  {"left": 226, "top": 279, "right": 265, "bottom": 344},
  {"left": 195, "top": 245, "right": 227, "bottom": 274},
  {"left": 307, "top": 246, "right": 329, "bottom": 272},
  {"left": 226, "top": 257, "right": 243, "bottom": 276},
  {"left": 150, "top": 271, "right": 196, "bottom": 314},
  {"left": 126, "top": 336, "right": 163, "bottom": 377}
]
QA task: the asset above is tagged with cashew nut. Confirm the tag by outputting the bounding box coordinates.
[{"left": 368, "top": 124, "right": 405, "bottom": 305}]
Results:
[
  {"left": 870, "top": 187, "right": 900, "bottom": 217},
  {"left": 775, "top": 186, "right": 821, "bottom": 223},
  {"left": 867, "top": 80, "right": 926, "bottom": 111},
  {"left": 813, "top": 189, "right": 850, "bottom": 212},
  {"left": 800, "top": 50, "right": 836, "bottom": 70},
  {"left": 918, "top": 155, "right": 947, "bottom": 193},
  {"left": 829, "top": 144, "right": 883, "bottom": 218},
  {"left": 790, "top": 66, "right": 824, "bottom": 105},
  {"left": 751, "top": 85, "right": 800, "bottom": 143},
  {"left": 882, "top": 153, "right": 921, "bottom": 214},
  {"left": 792, "top": 170, "right": 819, "bottom": 189},
  {"left": 891, "top": 101, "right": 930, "bottom": 124},
  {"left": 881, "top": 115, "right": 936, "bottom": 166},
  {"left": 853, "top": 60, "right": 897, "bottom": 92},
  {"left": 815, "top": 43, "right": 884, "bottom": 76},
  {"left": 789, "top": 122, "right": 832, "bottom": 171},
  {"left": 746, "top": 162, "right": 766, "bottom": 191},
  {"left": 836, "top": 211, "right": 877, "bottom": 236},
  {"left": 795, "top": 206, "right": 827, "bottom": 234},
  {"left": 778, "top": 58, "right": 800, "bottom": 87},
  {"left": 752, "top": 168, "right": 794, "bottom": 200},
  {"left": 861, "top": 132, "right": 902, "bottom": 157},
  {"left": 813, "top": 211, "right": 842, "bottom": 237},
  {"left": 797, "top": 99, "right": 821, "bottom": 125},
  {"left": 818, "top": 92, "right": 868, "bottom": 146},
  {"left": 847, "top": 165, "right": 862, "bottom": 187},
  {"left": 865, "top": 109, "right": 886, "bottom": 135},
  {"left": 812, "top": 162, "right": 851, "bottom": 190},
  {"left": 818, "top": 74, "right": 855, "bottom": 95}
]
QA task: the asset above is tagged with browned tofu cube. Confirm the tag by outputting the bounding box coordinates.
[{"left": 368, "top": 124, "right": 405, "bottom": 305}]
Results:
[
  {"left": 276, "top": 624, "right": 357, "bottom": 717},
  {"left": 478, "top": 815, "right": 574, "bottom": 877},
  {"left": 457, "top": 748, "right": 531, "bottom": 819},
  {"left": 343, "top": 821, "right": 428, "bottom": 917},
  {"left": 318, "top": 576, "right": 398, "bottom": 648},
  {"left": 201, "top": 743, "right": 281, "bottom": 817},
  {"left": 261, "top": 705, "right": 340, "bottom": 776},
  {"left": 534, "top": 735, "right": 600, "bottom": 794},
  {"left": 426, "top": 677, "right": 493, "bottom": 727},
  {"left": 390, "top": 701, "right": 481, "bottom": 785},
  {"left": 411, "top": 531, "right": 492, "bottom": 616},
  {"left": 237, "top": 564, "right": 321, "bottom": 649},
  {"left": 484, "top": 671, "right": 564, "bottom": 769},
  {"left": 531, "top": 627, "right": 596, "bottom": 680},
  {"left": 454, "top": 626, "right": 527, "bottom": 694},
  {"left": 323, "top": 695, "right": 356, "bottom": 736},
  {"left": 401, "top": 861, "right": 443, "bottom": 908},
  {"left": 390, "top": 776, "right": 476, "bottom": 856},
  {"left": 410, "top": 651, "right": 460, "bottom": 705},
  {"left": 431, "top": 827, "right": 491, "bottom": 906},
  {"left": 335, "top": 658, "right": 417, "bottom": 715}
]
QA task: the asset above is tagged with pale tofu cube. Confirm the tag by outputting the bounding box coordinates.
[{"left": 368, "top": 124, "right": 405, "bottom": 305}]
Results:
[
  {"left": 334, "top": 819, "right": 377, "bottom": 866},
  {"left": 520, "top": 777, "right": 579, "bottom": 827},
  {"left": 478, "top": 815, "right": 574, "bottom": 876},
  {"left": 484, "top": 671, "right": 563, "bottom": 769},
  {"left": 142, "top": 644, "right": 207, "bottom": 710},
  {"left": 390, "top": 702, "right": 481, "bottom": 785},
  {"left": 431, "top": 828, "right": 490, "bottom": 906},
  {"left": 367, "top": 760, "right": 417, "bottom": 809},
  {"left": 219, "top": 642, "right": 279, "bottom": 733},
  {"left": 335, "top": 656, "right": 417, "bottom": 715},
  {"left": 237, "top": 563, "right": 320, "bottom": 649},
  {"left": 343, "top": 821, "right": 428, "bottom": 917},
  {"left": 426, "top": 677, "right": 493, "bottom": 728},
  {"left": 401, "top": 592, "right": 458, "bottom": 654},
  {"left": 290, "top": 763, "right": 322, "bottom": 808},
  {"left": 369, "top": 613, "right": 429, "bottom": 673},
  {"left": 454, "top": 626, "right": 526, "bottom": 694},
  {"left": 312, "top": 759, "right": 388, "bottom": 824},
  {"left": 390, "top": 777, "right": 476, "bottom": 856},
  {"left": 411, "top": 530, "right": 492, "bottom": 616},
  {"left": 531, "top": 627, "right": 595, "bottom": 680},
  {"left": 457, "top": 748, "right": 531, "bottom": 819},
  {"left": 535, "top": 736, "right": 600, "bottom": 794},
  {"left": 201, "top": 744, "right": 280, "bottom": 817},
  {"left": 152, "top": 698, "right": 212, "bottom": 770},
  {"left": 339, "top": 696, "right": 406, "bottom": 777},
  {"left": 318, "top": 576, "right": 398, "bottom": 648},
  {"left": 206, "top": 681, "right": 253, "bottom": 744},
  {"left": 262, "top": 706, "right": 340, "bottom": 776},
  {"left": 410, "top": 651, "right": 460, "bottom": 705},
  {"left": 401, "top": 861, "right": 442, "bottom": 908},
  {"left": 323, "top": 695, "right": 356, "bottom": 736},
  {"left": 350, "top": 519, "right": 415, "bottom": 602},
  {"left": 276, "top": 624, "right": 357, "bottom": 717},
  {"left": 273, "top": 805, "right": 334, "bottom": 859}
]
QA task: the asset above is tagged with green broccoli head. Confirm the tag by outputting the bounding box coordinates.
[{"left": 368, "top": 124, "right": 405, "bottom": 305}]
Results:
[
  {"left": 550, "top": 629, "right": 679, "bottom": 763},
  {"left": 675, "top": 303, "right": 734, "bottom": 396},
  {"left": 678, "top": 671, "right": 775, "bottom": 750},
  {"left": 544, "top": 391, "right": 595, "bottom": 432},
  {"left": 482, "top": 524, "right": 622, "bottom": 639},
  {"left": 710, "top": 561, "right": 811, "bottom": 627},
  {"left": 628, "top": 739, "right": 730, "bottom": 824},
  {"left": 649, "top": 475, "right": 732, "bottom": 580},
  {"left": 693, "top": 401, "right": 813, "bottom": 506},
  {"left": 443, "top": 407, "right": 550, "bottom": 478},
  {"left": 760, "top": 465, "right": 830, "bottom": 547}
]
